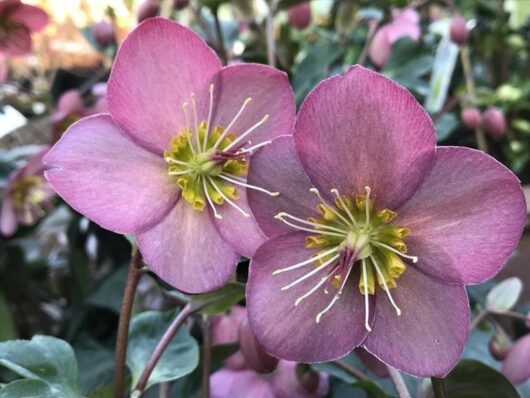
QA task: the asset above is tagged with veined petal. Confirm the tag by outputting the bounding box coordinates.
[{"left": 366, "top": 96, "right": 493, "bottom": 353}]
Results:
[
  {"left": 108, "top": 18, "right": 221, "bottom": 153},
  {"left": 9, "top": 4, "right": 49, "bottom": 32},
  {"left": 44, "top": 114, "right": 178, "bottom": 234},
  {"left": 210, "top": 369, "right": 275, "bottom": 398},
  {"left": 294, "top": 65, "right": 436, "bottom": 210},
  {"left": 397, "top": 147, "right": 526, "bottom": 284},
  {"left": 363, "top": 266, "right": 469, "bottom": 377},
  {"left": 247, "top": 232, "right": 372, "bottom": 363},
  {"left": 136, "top": 199, "right": 239, "bottom": 294}
]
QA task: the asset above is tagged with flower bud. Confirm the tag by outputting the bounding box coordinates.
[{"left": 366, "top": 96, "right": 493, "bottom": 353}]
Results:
[
  {"left": 502, "top": 334, "right": 530, "bottom": 385},
  {"left": 489, "top": 334, "right": 510, "bottom": 361},
  {"left": 450, "top": 15, "right": 469, "bottom": 45},
  {"left": 238, "top": 315, "right": 278, "bottom": 373},
  {"left": 173, "top": 0, "right": 188, "bottom": 10},
  {"left": 91, "top": 21, "right": 115, "bottom": 49},
  {"left": 137, "top": 0, "right": 160, "bottom": 23},
  {"left": 296, "top": 363, "right": 321, "bottom": 394},
  {"left": 287, "top": 2, "right": 311, "bottom": 30},
  {"left": 460, "top": 107, "right": 481, "bottom": 130},
  {"left": 483, "top": 106, "right": 507, "bottom": 137}
]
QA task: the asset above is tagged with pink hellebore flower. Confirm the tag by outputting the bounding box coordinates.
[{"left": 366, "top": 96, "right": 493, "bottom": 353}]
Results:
[
  {"left": 43, "top": 18, "right": 295, "bottom": 293},
  {"left": 0, "top": 0, "right": 48, "bottom": 56},
  {"left": 368, "top": 8, "right": 420, "bottom": 68},
  {"left": 1, "top": 147, "right": 55, "bottom": 236},
  {"left": 246, "top": 66, "right": 526, "bottom": 377},
  {"left": 502, "top": 334, "right": 530, "bottom": 385}
]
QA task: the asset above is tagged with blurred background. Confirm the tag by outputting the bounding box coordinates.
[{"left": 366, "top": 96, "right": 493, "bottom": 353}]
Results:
[{"left": 1, "top": 0, "right": 530, "bottom": 397}]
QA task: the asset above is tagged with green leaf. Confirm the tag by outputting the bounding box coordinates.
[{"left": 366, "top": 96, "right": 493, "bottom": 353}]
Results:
[
  {"left": 0, "top": 335, "right": 83, "bottom": 397},
  {"left": 486, "top": 277, "right": 523, "bottom": 311},
  {"left": 504, "top": 0, "right": 530, "bottom": 29},
  {"left": 190, "top": 282, "right": 245, "bottom": 315},
  {"left": 211, "top": 342, "right": 240, "bottom": 364},
  {"left": 126, "top": 310, "right": 199, "bottom": 390},
  {"left": 0, "top": 379, "right": 55, "bottom": 398},
  {"left": 87, "top": 383, "right": 114, "bottom": 398},
  {"left": 0, "top": 293, "right": 16, "bottom": 341},
  {"left": 86, "top": 265, "right": 129, "bottom": 313},
  {"left": 435, "top": 113, "right": 458, "bottom": 141},
  {"left": 425, "top": 359, "right": 520, "bottom": 398}
]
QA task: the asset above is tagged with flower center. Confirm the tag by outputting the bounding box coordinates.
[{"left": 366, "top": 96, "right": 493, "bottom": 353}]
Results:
[
  {"left": 273, "top": 186, "right": 417, "bottom": 329},
  {"left": 13, "top": 176, "right": 45, "bottom": 207},
  {"left": 164, "top": 85, "right": 278, "bottom": 219}
]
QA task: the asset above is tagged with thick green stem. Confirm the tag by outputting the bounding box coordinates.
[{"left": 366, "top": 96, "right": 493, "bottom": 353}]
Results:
[{"left": 431, "top": 377, "right": 446, "bottom": 398}]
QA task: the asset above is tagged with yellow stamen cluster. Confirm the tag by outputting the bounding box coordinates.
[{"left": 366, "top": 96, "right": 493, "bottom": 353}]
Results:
[{"left": 12, "top": 176, "right": 45, "bottom": 208}]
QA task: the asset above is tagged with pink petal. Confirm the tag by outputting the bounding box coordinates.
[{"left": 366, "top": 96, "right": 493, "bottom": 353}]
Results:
[
  {"left": 247, "top": 136, "right": 320, "bottom": 238},
  {"left": 397, "top": 147, "right": 526, "bottom": 284},
  {"left": 10, "top": 4, "right": 49, "bottom": 32},
  {"left": 22, "top": 146, "right": 49, "bottom": 176},
  {"left": 368, "top": 27, "right": 392, "bottom": 68},
  {"left": 210, "top": 369, "right": 275, "bottom": 398},
  {"left": 0, "top": 24, "right": 32, "bottom": 56},
  {"left": 502, "top": 334, "right": 530, "bottom": 385},
  {"left": 294, "top": 66, "right": 436, "bottom": 210},
  {"left": 136, "top": 199, "right": 239, "bottom": 293},
  {"left": 44, "top": 114, "right": 178, "bottom": 234},
  {"left": 108, "top": 18, "right": 221, "bottom": 153},
  {"left": 271, "top": 361, "right": 329, "bottom": 397},
  {"left": 363, "top": 266, "right": 469, "bottom": 377},
  {"left": 212, "top": 306, "right": 247, "bottom": 370},
  {"left": 0, "top": 196, "right": 17, "bottom": 236},
  {"left": 247, "top": 232, "right": 372, "bottom": 363}
]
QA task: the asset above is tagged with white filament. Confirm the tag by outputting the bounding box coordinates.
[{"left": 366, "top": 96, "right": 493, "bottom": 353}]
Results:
[
  {"left": 280, "top": 253, "right": 340, "bottom": 291},
  {"left": 207, "top": 177, "right": 250, "bottom": 218},
  {"left": 202, "top": 177, "right": 222, "bottom": 219},
  {"left": 213, "top": 97, "right": 252, "bottom": 148},
  {"left": 272, "top": 246, "right": 339, "bottom": 275},
  {"left": 370, "top": 255, "right": 401, "bottom": 316},
  {"left": 219, "top": 174, "right": 279, "bottom": 196},
  {"left": 362, "top": 260, "right": 372, "bottom": 331}
]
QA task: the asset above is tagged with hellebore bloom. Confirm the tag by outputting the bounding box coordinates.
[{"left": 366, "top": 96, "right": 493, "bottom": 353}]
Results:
[
  {"left": 1, "top": 147, "right": 55, "bottom": 236},
  {"left": 91, "top": 20, "right": 115, "bottom": 49},
  {"left": 246, "top": 66, "right": 526, "bottom": 377},
  {"left": 502, "top": 334, "right": 530, "bottom": 384},
  {"left": 287, "top": 2, "right": 311, "bottom": 30},
  {"left": 0, "top": 0, "right": 48, "bottom": 56},
  {"left": 43, "top": 18, "right": 295, "bottom": 293},
  {"left": 368, "top": 8, "right": 420, "bottom": 68}
]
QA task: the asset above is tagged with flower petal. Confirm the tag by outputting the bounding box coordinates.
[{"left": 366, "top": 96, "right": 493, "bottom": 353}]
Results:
[
  {"left": 108, "top": 18, "right": 221, "bottom": 153},
  {"left": 362, "top": 266, "right": 469, "bottom": 377},
  {"left": 502, "top": 334, "right": 530, "bottom": 385},
  {"left": 397, "top": 147, "right": 526, "bottom": 284},
  {"left": 0, "top": 24, "right": 31, "bottom": 56},
  {"left": 247, "top": 232, "right": 372, "bottom": 363},
  {"left": 210, "top": 369, "right": 275, "bottom": 398},
  {"left": 10, "top": 4, "right": 49, "bottom": 32},
  {"left": 136, "top": 199, "right": 239, "bottom": 293},
  {"left": 0, "top": 196, "right": 17, "bottom": 236},
  {"left": 212, "top": 187, "right": 266, "bottom": 258},
  {"left": 271, "top": 361, "right": 329, "bottom": 398},
  {"left": 212, "top": 306, "right": 247, "bottom": 370},
  {"left": 44, "top": 114, "right": 177, "bottom": 234},
  {"left": 247, "top": 136, "right": 319, "bottom": 238},
  {"left": 209, "top": 63, "right": 295, "bottom": 146},
  {"left": 294, "top": 65, "right": 436, "bottom": 209}
]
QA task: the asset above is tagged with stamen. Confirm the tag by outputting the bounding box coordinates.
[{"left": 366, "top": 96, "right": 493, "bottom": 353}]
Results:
[
  {"left": 272, "top": 246, "right": 339, "bottom": 275},
  {"left": 364, "top": 186, "right": 371, "bottom": 225},
  {"left": 165, "top": 157, "right": 191, "bottom": 166},
  {"left": 294, "top": 272, "right": 337, "bottom": 306},
  {"left": 370, "top": 255, "right": 401, "bottom": 316},
  {"left": 202, "top": 177, "right": 222, "bottom": 219},
  {"left": 236, "top": 140, "right": 272, "bottom": 154},
  {"left": 213, "top": 97, "right": 252, "bottom": 148},
  {"left": 316, "top": 252, "right": 355, "bottom": 323},
  {"left": 168, "top": 170, "right": 192, "bottom": 176},
  {"left": 280, "top": 253, "right": 340, "bottom": 291},
  {"left": 277, "top": 212, "right": 347, "bottom": 234},
  {"left": 330, "top": 189, "right": 357, "bottom": 226},
  {"left": 361, "top": 260, "right": 372, "bottom": 331},
  {"left": 207, "top": 177, "right": 250, "bottom": 218},
  {"left": 219, "top": 174, "right": 279, "bottom": 196},
  {"left": 190, "top": 93, "right": 200, "bottom": 150},
  {"left": 224, "top": 114, "right": 269, "bottom": 151},
  {"left": 309, "top": 188, "right": 351, "bottom": 227},
  {"left": 274, "top": 213, "right": 346, "bottom": 237},
  {"left": 372, "top": 241, "right": 418, "bottom": 263},
  {"left": 182, "top": 102, "right": 196, "bottom": 155},
  {"left": 204, "top": 84, "right": 214, "bottom": 151}
]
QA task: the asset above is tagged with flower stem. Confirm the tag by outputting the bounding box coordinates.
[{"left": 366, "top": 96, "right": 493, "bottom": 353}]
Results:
[
  {"left": 386, "top": 366, "right": 411, "bottom": 398},
  {"left": 431, "top": 377, "right": 446, "bottom": 398},
  {"left": 134, "top": 302, "right": 195, "bottom": 393},
  {"left": 356, "top": 21, "right": 378, "bottom": 66},
  {"left": 213, "top": 6, "right": 227, "bottom": 65},
  {"left": 460, "top": 45, "right": 488, "bottom": 153},
  {"left": 333, "top": 359, "right": 368, "bottom": 380},
  {"left": 114, "top": 249, "right": 143, "bottom": 398},
  {"left": 469, "top": 309, "right": 488, "bottom": 330},
  {"left": 202, "top": 316, "right": 212, "bottom": 398},
  {"left": 265, "top": 0, "right": 276, "bottom": 67}
]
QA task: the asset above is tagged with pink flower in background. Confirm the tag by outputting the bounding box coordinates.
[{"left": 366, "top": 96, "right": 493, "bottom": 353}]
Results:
[
  {"left": 1, "top": 147, "right": 55, "bottom": 236},
  {"left": 137, "top": 0, "right": 160, "bottom": 23},
  {"left": 368, "top": 8, "right": 421, "bottom": 68},
  {"left": 44, "top": 18, "right": 295, "bottom": 293},
  {"left": 246, "top": 66, "right": 525, "bottom": 377},
  {"left": 502, "top": 334, "right": 530, "bottom": 384},
  {"left": 287, "top": 2, "right": 311, "bottom": 30},
  {"left": 0, "top": 0, "right": 48, "bottom": 56},
  {"left": 91, "top": 20, "right": 115, "bottom": 49},
  {"left": 0, "top": 54, "right": 6, "bottom": 82}
]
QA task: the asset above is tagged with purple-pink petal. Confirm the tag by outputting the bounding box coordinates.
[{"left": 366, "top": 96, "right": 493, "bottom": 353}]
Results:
[
  {"left": 294, "top": 65, "right": 436, "bottom": 210},
  {"left": 0, "top": 196, "right": 17, "bottom": 236},
  {"left": 271, "top": 361, "right": 329, "bottom": 398},
  {"left": 212, "top": 306, "right": 247, "bottom": 370},
  {"left": 247, "top": 136, "right": 319, "bottom": 238},
  {"left": 9, "top": 3, "right": 49, "bottom": 32},
  {"left": 136, "top": 199, "right": 239, "bottom": 293},
  {"left": 44, "top": 114, "right": 178, "bottom": 234},
  {"left": 363, "top": 266, "right": 469, "bottom": 377},
  {"left": 397, "top": 147, "right": 526, "bottom": 285},
  {"left": 210, "top": 368, "right": 276, "bottom": 398},
  {"left": 247, "top": 232, "right": 372, "bottom": 363},
  {"left": 502, "top": 334, "right": 530, "bottom": 385},
  {"left": 108, "top": 18, "right": 221, "bottom": 153}
]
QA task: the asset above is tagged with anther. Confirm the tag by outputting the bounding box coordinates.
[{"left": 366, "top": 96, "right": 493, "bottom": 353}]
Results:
[
  {"left": 208, "top": 177, "right": 250, "bottom": 218},
  {"left": 370, "top": 256, "right": 402, "bottom": 316}
]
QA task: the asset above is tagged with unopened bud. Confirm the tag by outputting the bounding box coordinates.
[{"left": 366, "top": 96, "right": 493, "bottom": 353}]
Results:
[
  {"left": 137, "top": 0, "right": 160, "bottom": 23},
  {"left": 483, "top": 106, "right": 507, "bottom": 137},
  {"left": 173, "top": 0, "right": 188, "bottom": 10},
  {"left": 91, "top": 21, "right": 115, "bottom": 49},
  {"left": 489, "top": 334, "right": 511, "bottom": 361},
  {"left": 239, "top": 315, "right": 278, "bottom": 373},
  {"left": 460, "top": 107, "right": 481, "bottom": 130},
  {"left": 288, "top": 2, "right": 311, "bottom": 30},
  {"left": 450, "top": 15, "right": 469, "bottom": 45}
]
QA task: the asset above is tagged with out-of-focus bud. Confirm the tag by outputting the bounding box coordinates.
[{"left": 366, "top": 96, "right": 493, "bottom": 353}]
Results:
[
  {"left": 91, "top": 21, "right": 115, "bottom": 49},
  {"left": 233, "top": 0, "right": 255, "bottom": 22},
  {"left": 173, "top": 0, "right": 188, "bottom": 10},
  {"left": 483, "top": 106, "right": 507, "bottom": 137},
  {"left": 460, "top": 107, "right": 482, "bottom": 130},
  {"left": 238, "top": 315, "right": 278, "bottom": 373},
  {"left": 335, "top": 1, "right": 356, "bottom": 36},
  {"left": 137, "top": 0, "right": 160, "bottom": 23},
  {"left": 502, "top": 334, "right": 530, "bottom": 384},
  {"left": 450, "top": 15, "right": 469, "bottom": 45},
  {"left": 296, "top": 363, "right": 321, "bottom": 394},
  {"left": 488, "top": 333, "right": 511, "bottom": 361},
  {"left": 287, "top": 2, "right": 311, "bottom": 30}
]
